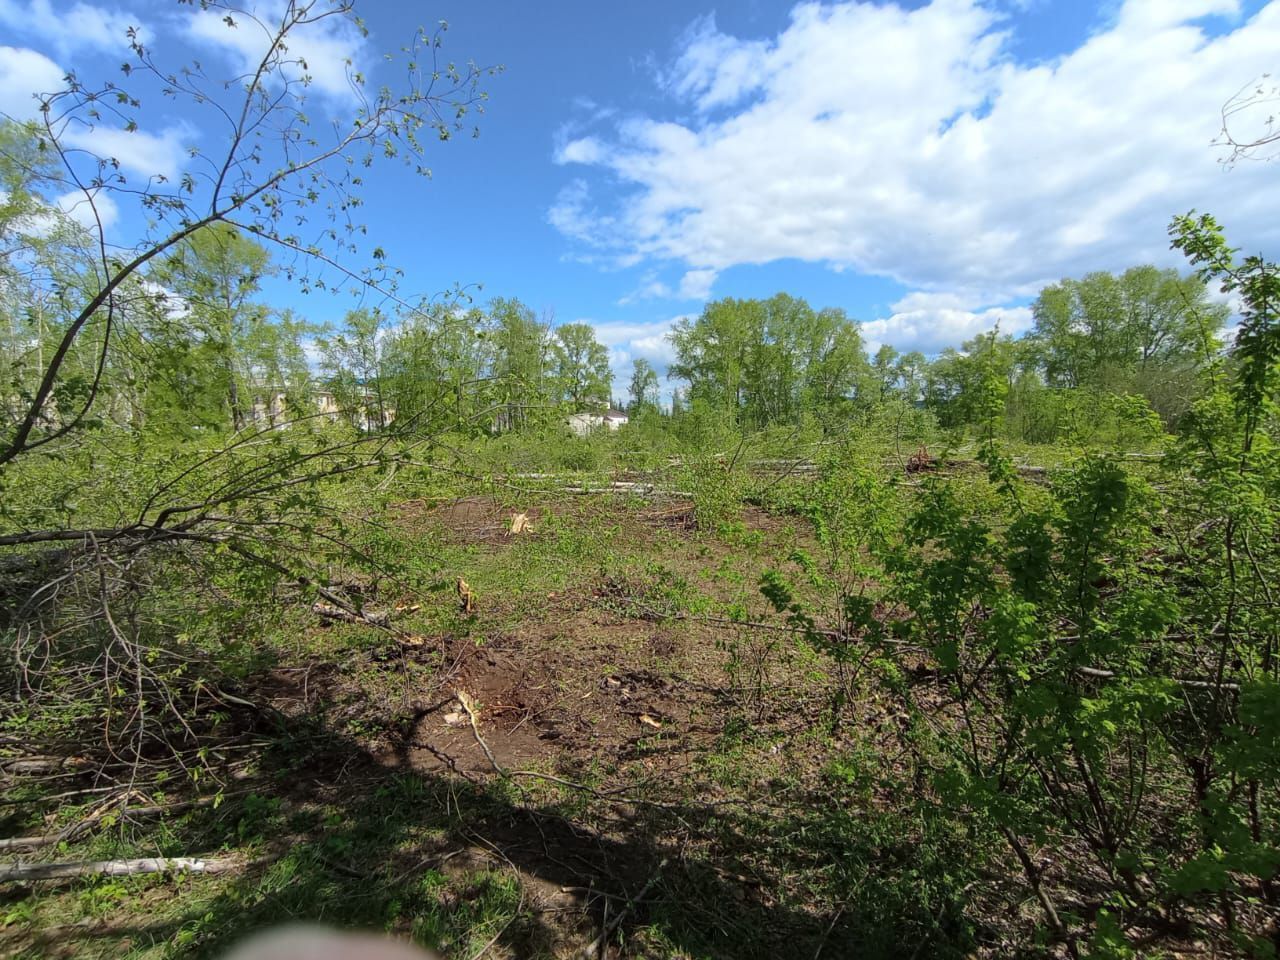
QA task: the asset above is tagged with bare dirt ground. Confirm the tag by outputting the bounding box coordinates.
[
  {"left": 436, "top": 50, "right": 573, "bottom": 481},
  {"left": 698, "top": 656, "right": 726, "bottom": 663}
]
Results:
[{"left": 347, "top": 495, "right": 831, "bottom": 787}]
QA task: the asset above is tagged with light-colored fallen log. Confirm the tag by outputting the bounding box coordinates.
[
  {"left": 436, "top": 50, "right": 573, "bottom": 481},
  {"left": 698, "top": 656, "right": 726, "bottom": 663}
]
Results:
[
  {"left": 0, "top": 835, "right": 62, "bottom": 852},
  {"left": 311, "top": 602, "right": 390, "bottom": 628},
  {"left": 1075, "top": 665, "right": 1239, "bottom": 692},
  {"left": 1, "top": 757, "right": 91, "bottom": 776},
  {"left": 560, "top": 485, "right": 692, "bottom": 498},
  {"left": 0, "top": 856, "right": 243, "bottom": 883},
  {"left": 497, "top": 476, "right": 689, "bottom": 496}
]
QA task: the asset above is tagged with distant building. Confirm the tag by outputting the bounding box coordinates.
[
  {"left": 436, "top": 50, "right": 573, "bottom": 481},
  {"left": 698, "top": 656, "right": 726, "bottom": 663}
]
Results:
[
  {"left": 249, "top": 391, "right": 288, "bottom": 427},
  {"left": 246, "top": 388, "right": 392, "bottom": 432},
  {"left": 566, "top": 408, "right": 629, "bottom": 436},
  {"left": 565, "top": 412, "right": 598, "bottom": 436}
]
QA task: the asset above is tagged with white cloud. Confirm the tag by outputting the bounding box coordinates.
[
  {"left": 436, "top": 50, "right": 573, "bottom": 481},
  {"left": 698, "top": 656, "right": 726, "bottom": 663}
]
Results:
[
  {"left": 56, "top": 188, "right": 119, "bottom": 230},
  {"left": 678, "top": 268, "right": 717, "bottom": 300},
  {"left": 890, "top": 290, "right": 987, "bottom": 314},
  {"left": 556, "top": 136, "right": 607, "bottom": 165},
  {"left": 184, "top": 1, "right": 366, "bottom": 102},
  {"left": 861, "top": 304, "right": 1034, "bottom": 355},
  {"left": 0, "top": 45, "right": 64, "bottom": 118},
  {"left": 0, "top": 0, "right": 147, "bottom": 58},
  {"left": 138, "top": 279, "right": 190, "bottom": 321},
  {"left": 548, "top": 179, "right": 612, "bottom": 247},
  {"left": 1116, "top": 0, "right": 1238, "bottom": 30},
  {"left": 587, "top": 317, "right": 682, "bottom": 356},
  {"left": 64, "top": 124, "right": 189, "bottom": 184},
  {"left": 616, "top": 267, "right": 716, "bottom": 305},
  {"left": 663, "top": 14, "right": 772, "bottom": 112},
  {"left": 617, "top": 273, "right": 672, "bottom": 304},
  {"left": 553, "top": 0, "right": 1280, "bottom": 305},
  {"left": 631, "top": 330, "right": 679, "bottom": 365}
]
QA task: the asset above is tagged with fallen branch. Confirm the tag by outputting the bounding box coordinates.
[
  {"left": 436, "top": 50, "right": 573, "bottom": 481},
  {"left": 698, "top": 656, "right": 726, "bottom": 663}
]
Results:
[
  {"left": 1074, "top": 665, "right": 1240, "bottom": 692},
  {"left": 0, "top": 791, "right": 133, "bottom": 852},
  {"left": 312, "top": 601, "right": 390, "bottom": 628},
  {"left": 580, "top": 858, "right": 669, "bottom": 959},
  {"left": 456, "top": 691, "right": 502, "bottom": 774},
  {"left": 0, "top": 796, "right": 217, "bottom": 851},
  {"left": 0, "top": 856, "right": 244, "bottom": 883},
  {"left": 1, "top": 757, "right": 92, "bottom": 776}
]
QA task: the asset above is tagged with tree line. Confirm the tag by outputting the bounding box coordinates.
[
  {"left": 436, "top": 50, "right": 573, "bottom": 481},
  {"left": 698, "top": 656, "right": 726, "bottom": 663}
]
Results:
[
  {"left": 3, "top": 136, "right": 1231, "bottom": 451},
  {"left": 667, "top": 269, "right": 1227, "bottom": 441}
]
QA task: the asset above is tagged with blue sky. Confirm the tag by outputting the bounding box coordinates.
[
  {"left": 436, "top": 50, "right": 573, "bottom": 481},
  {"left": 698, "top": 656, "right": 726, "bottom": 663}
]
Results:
[{"left": 2, "top": 0, "right": 1279, "bottom": 396}]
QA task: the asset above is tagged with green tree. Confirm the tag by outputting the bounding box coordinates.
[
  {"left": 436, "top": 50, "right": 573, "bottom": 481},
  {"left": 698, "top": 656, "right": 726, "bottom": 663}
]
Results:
[
  {"left": 0, "top": 0, "right": 490, "bottom": 466},
  {"left": 382, "top": 302, "right": 489, "bottom": 434},
  {"left": 628, "top": 358, "right": 660, "bottom": 413},
  {"left": 151, "top": 223, "right": 274, "bottom": 431},
  {"left": 894, "top": 350, "right": 927, "bottom": 404},
  {"left": 924, "top": 333, "right": 1023, "bottom": 428},
  {"left": 0, "top": 121, "right": 103, "bottom": 434},
  {"left": 488, "top": 297, "right": 552, "bottom": 431},
  {"left": 551, "top": 322, "right": 611, "bottom": 411},
  {"left": 670, "top": 293, "right": 869, "bottom": 427},
  {"left": 871, "top": 344, "right": 900, "bottom": 402},
  {"left": 669, "top": 299, "right": 752, "bottom": 418},
  {"left": 1031, "top": 266, "right": 1226, "bottom": 392},
  {"left": 318, "top": 307, "right": 389, "bottom": 430},
  {"left": 800, "top": 307, "right": 869, "bottom": 415}
]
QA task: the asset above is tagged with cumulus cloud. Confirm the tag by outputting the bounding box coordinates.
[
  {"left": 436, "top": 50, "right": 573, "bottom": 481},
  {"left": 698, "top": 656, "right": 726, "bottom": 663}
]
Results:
[
  {"left": 555, "top": 136, "right": 607, "bottom": 165},
  {"left": 63, "top": 124, "right": 190, "bottom": 184},
  {"left": 861, "top": 304, "right": 1035, "bottom": 355},
  {"left": 56, "top": 188, "right": 119, "bottom": 230},
  {"left": 0, "top": 0, "right": 147, "bottom": 58},
  {"left": 677, "top": 268, "right": 717, "bottom": 300},
  {"left": 184, "top": 1, "right": 367, "bottom": 103},
  {"left": 588, "top": 317, "right": 682, "bottom": 359},
  {"left": 617, "top": 267, "right": 717, "bottom": 304},
  {"left": 552, "top": 0, "right": 1280, "bottom": 307},
  {"left": 890, "top": 290, "right": 988, "bottom": 314},
  {"left": 0, "top": 45, "right": 64, "bottom": 118},
  {"left": 617, "top": 273, "right": 672, "bottom": 304},
  {"left": 548, "top": 179, "right": 613, "bottom": 248},
  {"left": 662, "top": 14, "right": 772, "bottom": 112}
]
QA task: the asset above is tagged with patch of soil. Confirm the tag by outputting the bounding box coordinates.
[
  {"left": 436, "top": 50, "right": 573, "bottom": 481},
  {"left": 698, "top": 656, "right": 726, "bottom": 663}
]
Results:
[
  {"left": 392, "top": 496, "right": 548, "bottom": 546},
  {"left": 369, "top": 611, "right": 724, "bottom": 783}
]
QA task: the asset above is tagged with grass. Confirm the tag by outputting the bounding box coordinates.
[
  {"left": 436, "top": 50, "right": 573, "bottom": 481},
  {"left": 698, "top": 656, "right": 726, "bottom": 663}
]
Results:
[{"left": 2, "top": 475, "right": 997, "bottom": 959}]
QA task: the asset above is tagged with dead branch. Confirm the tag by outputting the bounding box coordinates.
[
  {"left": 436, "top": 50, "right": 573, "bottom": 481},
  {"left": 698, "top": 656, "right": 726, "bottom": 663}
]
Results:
[
  {"left": 579, "top": 858, "right": 669, "bottom": 959},
  {"left": 1, "top": 757, "right": 93, "bottom": 776},
  {"left": 456, "top": 691, "right": 502, "bottom": 774},
  {"left": 312, "top": 602, "right": 391, "bottom": 628},
  {"left": 0, "top": 796, "right": 217, "bottom": 851},
  {"left": 0, "top": 856, "right": 245, "bottom": 882},
  {"left": 1074, "top": 665, "right": 1239, "bottom": 692}
]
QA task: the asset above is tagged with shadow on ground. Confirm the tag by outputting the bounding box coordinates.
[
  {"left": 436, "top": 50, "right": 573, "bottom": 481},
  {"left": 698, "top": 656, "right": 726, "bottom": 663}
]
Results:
[{"left": 8, "top": 691, "right": 981, "bottom": 960}]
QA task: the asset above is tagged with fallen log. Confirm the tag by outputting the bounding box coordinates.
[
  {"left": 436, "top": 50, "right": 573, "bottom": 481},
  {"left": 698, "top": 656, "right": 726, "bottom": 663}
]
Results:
[
  {"left": 311, "top": 602, "right": 390, "bottom": 628},
  {"left": 1, "top": 757, "right": 92, "bottom": 776},
  {"left": 0, "top": 856, "right": 243, "bottom": 883}
]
